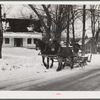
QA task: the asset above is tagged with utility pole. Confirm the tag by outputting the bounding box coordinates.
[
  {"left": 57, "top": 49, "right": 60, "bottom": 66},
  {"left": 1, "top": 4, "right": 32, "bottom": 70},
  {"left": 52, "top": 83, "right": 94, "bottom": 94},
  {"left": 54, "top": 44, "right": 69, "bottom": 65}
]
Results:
[{"left": 0, "top": 4, "right": 3, "bottom": 58}]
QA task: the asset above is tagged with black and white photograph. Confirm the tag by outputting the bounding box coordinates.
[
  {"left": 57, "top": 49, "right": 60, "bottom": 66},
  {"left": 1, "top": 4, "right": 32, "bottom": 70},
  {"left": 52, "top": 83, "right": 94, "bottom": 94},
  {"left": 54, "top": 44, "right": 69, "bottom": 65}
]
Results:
[{"left": 1, "top": 1, "right": 100, "bottom": 95}]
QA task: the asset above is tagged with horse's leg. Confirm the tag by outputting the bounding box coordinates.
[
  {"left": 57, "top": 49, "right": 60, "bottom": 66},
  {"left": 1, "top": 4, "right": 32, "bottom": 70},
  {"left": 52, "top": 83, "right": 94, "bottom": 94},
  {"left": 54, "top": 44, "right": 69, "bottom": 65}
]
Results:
[
  {"left": 42, "top": 56, "right": 47, "bottom": 67},
  {"left": 63, "top": 61, "right": 66, "bottom": 69},
  {"left": 50, "top": 58, "right": 54, "bottom": 68},
  {"left": 70, "top": 55, "right": 74, "bottom": 69},
  {"left": 56, "top": 62, "right": 60, "bottom": 71},
  {"left": 46, "top": 57, "right": 49, "bottom": 69},
  {"left": 61, "top": 61, "right": 63, "bottom": 69},
  {"left": 61, "top": 58, "right": 66, "bottom": 69},
  {"left": 56, "top": 58, "right": 62, "bottom": 71}
]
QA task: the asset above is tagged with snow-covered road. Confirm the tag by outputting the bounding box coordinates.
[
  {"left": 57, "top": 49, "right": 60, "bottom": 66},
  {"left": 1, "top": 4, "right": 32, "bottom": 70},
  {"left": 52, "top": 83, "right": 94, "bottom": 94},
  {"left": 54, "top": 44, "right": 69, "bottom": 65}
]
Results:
[{"left": 0, "top": 47, "right": 100, "bottom": 91}]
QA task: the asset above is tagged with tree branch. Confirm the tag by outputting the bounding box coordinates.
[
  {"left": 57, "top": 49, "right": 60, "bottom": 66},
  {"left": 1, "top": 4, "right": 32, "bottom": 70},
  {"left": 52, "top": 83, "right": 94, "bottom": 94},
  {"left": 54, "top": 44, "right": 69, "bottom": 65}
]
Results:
[{"left": 28, "top": 4, "right": 47, "bottom": 29}]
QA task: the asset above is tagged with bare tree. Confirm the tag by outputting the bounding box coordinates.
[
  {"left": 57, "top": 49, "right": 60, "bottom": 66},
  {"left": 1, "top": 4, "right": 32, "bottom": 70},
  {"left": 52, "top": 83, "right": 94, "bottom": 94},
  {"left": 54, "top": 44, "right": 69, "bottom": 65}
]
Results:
[
  {"left": 90, "top": 5, "right": 97, "bottom": 54},
  {"left": 82, "top": 5, "right": 86, "bottom": 56},
  {"left": 29, "top": 4, "right": 87, "bottom": 47},
  {"left": 0, "top": 4, "right": 3, "bottom": 58},
  {"left": 2, "top": 4, "right": 13, "bottom": 18},
  {"left": 66, "top": 5, "right": 70, "bottom": 47},
  {"left": 51, "top": 5, "right": 84, "bottom": 44},
  {"left": 51, "top": 5, "right": 73, "bottom": 44},
  {"left": 89, "top": 5, "right": 100, "bottom": 54},
  {"left": 29, "top": 5, "right": 52, "bottom": 42},
  {"left": 29, "top": 5, "right": 75, "bottom": 44}
]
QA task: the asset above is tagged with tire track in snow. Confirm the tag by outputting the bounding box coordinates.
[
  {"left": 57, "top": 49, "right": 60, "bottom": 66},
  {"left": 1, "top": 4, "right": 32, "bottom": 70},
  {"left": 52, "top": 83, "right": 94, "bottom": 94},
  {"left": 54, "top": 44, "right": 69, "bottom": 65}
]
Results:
[
  {"left": 3, "top": 68, "right": 100, "bottom": 90},
  {"left": 18, "top": 68, "right": 100, "bottom": 91}
]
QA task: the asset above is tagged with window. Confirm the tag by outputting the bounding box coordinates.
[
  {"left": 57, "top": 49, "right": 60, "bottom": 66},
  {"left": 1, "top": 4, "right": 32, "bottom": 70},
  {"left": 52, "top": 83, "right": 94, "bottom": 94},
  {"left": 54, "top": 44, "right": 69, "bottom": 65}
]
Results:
[
  {"left": 27, "top": 38, "right": 32, "bottom": 44},
  {"left": 5, "top": 38, "right": 10, "bottom": 44}
]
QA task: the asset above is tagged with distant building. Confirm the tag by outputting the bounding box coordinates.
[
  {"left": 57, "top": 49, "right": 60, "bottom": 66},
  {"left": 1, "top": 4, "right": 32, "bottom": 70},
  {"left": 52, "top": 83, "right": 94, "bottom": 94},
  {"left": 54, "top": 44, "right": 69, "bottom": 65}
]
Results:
[
  {"left": 78, "top": 38, "right": 92, "bottom": 54},
  {"left": 3, "top": 32, "right": 42, "bottom": 48},
  {"left": 78, "top": 36, "right": 100, "bottom": 54}
]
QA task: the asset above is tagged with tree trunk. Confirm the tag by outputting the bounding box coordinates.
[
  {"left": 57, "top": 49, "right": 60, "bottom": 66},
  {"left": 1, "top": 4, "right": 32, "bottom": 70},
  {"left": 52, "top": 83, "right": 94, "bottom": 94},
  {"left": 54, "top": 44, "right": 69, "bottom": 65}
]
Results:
[
  {"left": 0, "top": 5, "right": 3, "bottom": 59},
  {"left": 28, "top": 5, "right": 52, "bottom": 43},
  {"left": 82, "top": 5, "right": 86, "bottom": 56},
  {"left": 45, "top": 27, "right": 51, "bottom": 42},
  {"left": 66, "top": 6, "right": 70, "bottom": 47},
  {"left": 91, "top": 7, "right": 96, "bottom": 54},
  {"left": 92, "top": 29, "right": 100, "bottom": 54},
  {"left": 55, "top": 30, "right": 61, "bottom": 43},
  {"left": 54, "top": 21, "right": 62, "bottom": 43},
  {"left": 91, "top": 37, "right": 97, "bottom": 54},
  {"left": 71, "top": 6, "right": 75, "bottom": 49}
]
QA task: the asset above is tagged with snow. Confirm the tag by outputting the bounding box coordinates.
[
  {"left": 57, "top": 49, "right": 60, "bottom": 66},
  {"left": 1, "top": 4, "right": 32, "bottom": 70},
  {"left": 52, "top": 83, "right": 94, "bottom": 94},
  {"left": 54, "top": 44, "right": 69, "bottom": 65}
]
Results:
[
  {"left": 0, "top": 48, "right": 97, "bottom": 76},
  {"left": 0, "top": 47, "right": 100, "bottom": 90},
  {"left": 0, "top": 48, "right": 59, "bottom": 82},
  {"left": 3, "top": 32, "right": 42, "bottom": 38}
]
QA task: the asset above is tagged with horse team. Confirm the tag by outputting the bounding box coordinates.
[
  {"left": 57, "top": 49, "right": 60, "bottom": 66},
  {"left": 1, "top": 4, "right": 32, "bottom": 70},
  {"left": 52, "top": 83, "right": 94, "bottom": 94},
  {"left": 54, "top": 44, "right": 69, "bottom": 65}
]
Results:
[{"left": 35, "top": 38, "right": 87, "bottom": 71}]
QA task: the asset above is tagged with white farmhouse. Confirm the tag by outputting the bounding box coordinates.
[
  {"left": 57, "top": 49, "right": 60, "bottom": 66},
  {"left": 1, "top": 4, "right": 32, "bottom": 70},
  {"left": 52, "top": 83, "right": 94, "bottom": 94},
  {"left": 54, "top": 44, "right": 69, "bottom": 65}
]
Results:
[{"left": 3, "top": 32, "right": 42, "bottom": 49}]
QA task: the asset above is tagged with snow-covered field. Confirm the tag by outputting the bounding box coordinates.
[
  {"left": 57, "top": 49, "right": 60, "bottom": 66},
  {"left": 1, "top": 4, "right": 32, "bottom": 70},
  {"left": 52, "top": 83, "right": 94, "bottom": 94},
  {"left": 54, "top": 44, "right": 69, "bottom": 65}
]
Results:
[
  {"left": 0, "top": 47, "right": 63, "bottom": 83},
  {"left": 0, "top": 48, "right": 53, "bottom": 79},
  {"left": 0, "top": 47, "right": 100, "bottom": 89}
]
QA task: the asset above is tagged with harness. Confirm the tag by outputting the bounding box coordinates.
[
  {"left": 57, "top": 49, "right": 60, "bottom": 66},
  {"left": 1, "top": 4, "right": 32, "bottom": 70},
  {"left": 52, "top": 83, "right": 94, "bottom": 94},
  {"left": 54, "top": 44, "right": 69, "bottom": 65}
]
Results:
[
  {"left": 57, "top": 46, "right": 62, "bottom": 54},
  {"left": 42, "top": 44, "right": 47, "bottom": 53}
]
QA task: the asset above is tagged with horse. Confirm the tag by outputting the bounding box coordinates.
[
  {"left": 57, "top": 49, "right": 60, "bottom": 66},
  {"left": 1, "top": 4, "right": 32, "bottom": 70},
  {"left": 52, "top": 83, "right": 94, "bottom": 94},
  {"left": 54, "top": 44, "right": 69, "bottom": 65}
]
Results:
[
  {"left": 35, "top": 39, "right": 54, "bottom": 69},
  {"left": 49, "top": 39, "right": 74, "bottom": 71},
  {"left": 50, "top": 39, "right": 81, "bottom": 71}
]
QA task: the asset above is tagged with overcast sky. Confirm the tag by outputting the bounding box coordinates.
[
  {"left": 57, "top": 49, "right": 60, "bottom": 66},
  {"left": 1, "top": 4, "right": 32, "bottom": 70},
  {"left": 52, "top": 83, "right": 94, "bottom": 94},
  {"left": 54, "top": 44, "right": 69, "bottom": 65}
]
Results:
[{"left": 2, "top": 4, "right": 37, "bottom": 19}]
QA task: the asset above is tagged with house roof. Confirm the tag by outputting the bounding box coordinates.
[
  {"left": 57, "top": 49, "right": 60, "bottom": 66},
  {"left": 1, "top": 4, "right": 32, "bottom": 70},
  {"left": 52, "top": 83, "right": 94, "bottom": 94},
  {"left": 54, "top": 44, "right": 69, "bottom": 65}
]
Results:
[
  {"left": 2, "top": 18, "right": 42, "bottom": 32},
  {"left": 3, "top": 32, "right": 42, "bottom": 39},
  {"left": 78, "top": 38, "right": 91, "bottom": 45}
]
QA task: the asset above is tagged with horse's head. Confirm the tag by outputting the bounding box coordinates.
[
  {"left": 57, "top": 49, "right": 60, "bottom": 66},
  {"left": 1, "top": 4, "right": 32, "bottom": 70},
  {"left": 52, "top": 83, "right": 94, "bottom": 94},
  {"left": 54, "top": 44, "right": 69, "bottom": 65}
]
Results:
[
  {"left": 35, "top": 39, "right": 42, "bottom": 50},
  {"left": 35, "top": 39, "right": 47, "bottom": 52}
]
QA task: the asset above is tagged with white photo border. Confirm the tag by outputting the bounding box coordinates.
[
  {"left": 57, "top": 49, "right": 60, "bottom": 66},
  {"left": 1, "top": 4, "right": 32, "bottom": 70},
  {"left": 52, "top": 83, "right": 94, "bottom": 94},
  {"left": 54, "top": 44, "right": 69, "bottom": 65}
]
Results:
[{"left": 0, "top": 0, "right": 100, "bottom": 99}]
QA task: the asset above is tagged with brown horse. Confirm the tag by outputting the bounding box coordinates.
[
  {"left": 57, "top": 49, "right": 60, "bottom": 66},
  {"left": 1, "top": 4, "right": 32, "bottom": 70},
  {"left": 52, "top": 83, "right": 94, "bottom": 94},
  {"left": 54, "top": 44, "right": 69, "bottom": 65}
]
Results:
[
  {"left": 50, "top": 39, "right": 81, "bottom": 71},
  {"left": 50, "top": 39, "right": 74, "bottom": 71},
  {"left": 35, "top": 39, "right": 54, "bottom": 69}
]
